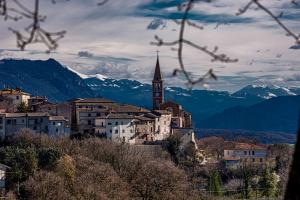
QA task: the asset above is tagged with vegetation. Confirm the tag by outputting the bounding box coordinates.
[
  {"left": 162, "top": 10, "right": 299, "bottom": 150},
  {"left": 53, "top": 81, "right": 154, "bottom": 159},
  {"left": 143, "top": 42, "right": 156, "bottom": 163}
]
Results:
[
  {"left": 16, "top": 102, "right": 28, "bottom": 113},
  {"left": 0, "top": 130, "right": 293, "bottom": 199}
]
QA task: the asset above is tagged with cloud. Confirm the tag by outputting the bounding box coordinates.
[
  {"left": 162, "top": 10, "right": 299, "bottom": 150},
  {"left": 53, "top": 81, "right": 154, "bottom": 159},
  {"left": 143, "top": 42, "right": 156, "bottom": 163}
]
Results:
[{"left": 78, "top": 51, "right": 94, "bottom": 58}]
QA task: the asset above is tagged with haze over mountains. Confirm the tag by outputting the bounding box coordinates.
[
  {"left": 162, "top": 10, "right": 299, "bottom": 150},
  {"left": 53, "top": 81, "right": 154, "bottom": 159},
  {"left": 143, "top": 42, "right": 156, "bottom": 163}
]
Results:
[{"left": 0, "top": 58, "right": 299, "bottom": 141}]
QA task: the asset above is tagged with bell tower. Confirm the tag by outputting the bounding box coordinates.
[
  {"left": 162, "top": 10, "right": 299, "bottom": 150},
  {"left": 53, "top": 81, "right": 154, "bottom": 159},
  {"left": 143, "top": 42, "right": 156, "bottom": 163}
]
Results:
[{"left": 152, "top": 52, "right": 164, "bottom": 110}]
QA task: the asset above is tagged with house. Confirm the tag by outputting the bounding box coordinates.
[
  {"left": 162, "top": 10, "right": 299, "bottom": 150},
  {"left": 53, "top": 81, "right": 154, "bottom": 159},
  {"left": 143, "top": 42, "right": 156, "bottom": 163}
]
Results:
[
  {"left": 34, "top": 102, "right": 72, "bottom": 126},
  {"left": 0, "top": 164, "right": 10, "bottom": 189},
  {"left": 72, "top": 98, "right": 150, "bottom": 135},
  {"left": 160, "top": 101, "right": 192, "bottom": 128},
  {"left": 0, "top": 112, "right": 70, "bottom": 138},
  {"left": 134, "top": 115, "right": 155, "bottom": 142},
  {"left": 223, "top": 142, "right": 268, "bottom": 168},
  {"left": 48, "top": 116, "right": 70, "bottom": 137},
  {"left": 0, "top": 88, "right": 30, "bottom": 107},
  {"left": 150, "top": 110, "right": 172, "bottom": 140},
  {"left": 95, "top": 113, "right": 137, "bottom": 143},
  {"left": 28, "top": 96, "right": 48, "bottom": 111}
]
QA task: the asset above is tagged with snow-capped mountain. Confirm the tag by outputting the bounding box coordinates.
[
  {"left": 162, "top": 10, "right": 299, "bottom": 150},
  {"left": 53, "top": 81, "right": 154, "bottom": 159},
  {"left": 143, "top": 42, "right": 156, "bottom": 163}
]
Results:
[
  {"left": 147, "top": 18, "right": 167, "bottom": 30},
  {"left": 232, "top": 84, "right": 297, "bottom": 99}
]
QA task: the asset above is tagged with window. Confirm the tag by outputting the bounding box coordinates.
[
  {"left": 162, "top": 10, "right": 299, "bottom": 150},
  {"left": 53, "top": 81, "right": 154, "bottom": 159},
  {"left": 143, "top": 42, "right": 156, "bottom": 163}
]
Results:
[
  {"left": 130, "top": 129, "right": 133, "bottom": 133},
  {"left": 16, "top": 96, "right": 19, "bottom": 100},
  {"left": 101, "top": 122, "right": 104, "bottom": 127},
  {"left": 33, "top": 126, "right": 37, "bottom": 130},
  {"left": 97, "top": 113, "right": 101, "bottom": 117},
  {"left": 108, "top": 122, "right": 112, "bottom": 125},
  {"left": 0, "top": 118, "right": 2, "bottom": 124},
  {"left": 164, "top": 121, "right": 166, "bottom": 125},
  {"left": 53, "top": 122, "right": 56, "bottom": 125},
  {"left": 88, "top": 113, "right": 91, "bottom": 117},
  {"left": 252, "top": 151, "right": 255, "bottom": 155},
  {"left": 7, "top": 119, "right": 11, "bottom": 125},
  {"left": 110, "top": 129, "right": 112, "bottom": 133},
  {"left": 260, "top": 158, "right": 263, "bottom": 163},
  {"left": 40, "top": 118, "right": 43, "bottom": 123},
  {"left": 252, "top": 158, "right": 255, "bottom": 162},
  {"left": 56, "top": 128, "right": 58, "bottom": 133},
  {"left": 48, "top": 107, "right": 51, "bottom": 111},
  {"left": 79, "top": 106, "right": 82, "bottom": 108},
  {"left": 122, "top": 130, "right": 125, "bottom": 133},
  {"left": 244, "top": 151, "right": 247, "bottom": 155},
  {"left": 115, "top": 130, "right": 118, "bottom": 134},
  {"left": 98, "top": 106, "right": 102, "bottom": 109},
  {"left": 121, "top": 121, "right": 123, "bottom": 125},
  {"left": 115, "top": 121, "right": 118, "bottom": 125},
  {"left": 88, "top": 120, "right": 92, "bottom": 125}
]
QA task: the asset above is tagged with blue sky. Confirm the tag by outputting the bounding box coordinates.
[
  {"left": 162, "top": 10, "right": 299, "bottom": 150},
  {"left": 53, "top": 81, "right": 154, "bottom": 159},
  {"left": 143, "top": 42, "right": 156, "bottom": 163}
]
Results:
[{"left": 0, "top": 0, "right": 299, "bottom": 92}]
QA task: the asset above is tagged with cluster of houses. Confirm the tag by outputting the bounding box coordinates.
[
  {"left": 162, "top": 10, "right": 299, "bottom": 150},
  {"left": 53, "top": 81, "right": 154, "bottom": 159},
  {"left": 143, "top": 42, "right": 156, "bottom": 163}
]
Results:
[
  {"left": 0, "top": 55, "right": 275, "bottom": 190},
  {"left": 0, "top": 55, "right": 194, "bottom": 146}
]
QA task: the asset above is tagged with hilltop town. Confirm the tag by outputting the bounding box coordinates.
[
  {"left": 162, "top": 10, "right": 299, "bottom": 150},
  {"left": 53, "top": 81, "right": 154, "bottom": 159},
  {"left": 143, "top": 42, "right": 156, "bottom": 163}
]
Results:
[{"left": 0, "top": 56, "right": 294, "bottom": 199}]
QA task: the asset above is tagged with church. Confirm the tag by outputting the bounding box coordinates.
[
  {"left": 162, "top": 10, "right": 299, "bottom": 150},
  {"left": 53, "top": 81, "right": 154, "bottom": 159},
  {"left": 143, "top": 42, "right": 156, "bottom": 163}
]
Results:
[{"left": 152, "top": 54, "right": 193, "bottom": 129}]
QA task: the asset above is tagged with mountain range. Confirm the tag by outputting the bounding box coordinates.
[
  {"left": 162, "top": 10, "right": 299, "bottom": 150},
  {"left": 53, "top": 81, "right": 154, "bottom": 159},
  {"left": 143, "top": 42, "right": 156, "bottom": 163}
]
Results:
[{"left": 0, "top": 58, "right": 299, "bottom": 141}]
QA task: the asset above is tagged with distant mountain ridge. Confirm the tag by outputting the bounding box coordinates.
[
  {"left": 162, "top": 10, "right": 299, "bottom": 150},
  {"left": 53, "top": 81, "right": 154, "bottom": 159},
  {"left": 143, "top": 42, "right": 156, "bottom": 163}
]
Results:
[
  {"left": 0, "top": 58, "right": 299, "bottom": 138},
  {"left": 0, "top": 59, "right": 94, "bottom": 102},
  {"left": 201, "top": 95, "right": 300, "bottom": 134},
  {"left": 233, "top": 84, "right": 296, "bottom": 99}
]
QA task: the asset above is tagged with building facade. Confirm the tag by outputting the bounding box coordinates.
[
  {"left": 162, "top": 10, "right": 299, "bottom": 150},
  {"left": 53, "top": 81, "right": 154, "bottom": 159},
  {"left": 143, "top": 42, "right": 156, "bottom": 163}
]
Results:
[
  {"left": 0, "top": 112, "right": 70, "bottom": 138},
  {"left": 95, "top": 114, "right": 137, "bottom": 143},
  {"left": 223, "top": 143, "right": 268, "bottom": 168}
]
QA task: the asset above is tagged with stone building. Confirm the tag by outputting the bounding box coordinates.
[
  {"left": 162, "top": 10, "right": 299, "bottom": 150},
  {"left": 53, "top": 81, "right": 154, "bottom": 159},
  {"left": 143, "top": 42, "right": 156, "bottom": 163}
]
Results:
[
  {"left": 95, "top": 113, "right": 137, "bottom": 143},
  {"left": 0, "top": 88, "right": 31, "bottom": 112},
  {"left": 151, "top": 55, "right": 192, "bottom": 129},
  {"left": 0, "top": 112, "right": 70, "bottom": 138},
  {"left": 71, "top": 98, "right": 149, "bottom": 135},
  {"left": 160, "top": 101, "right": 192, "bottom": 128},
  {"left": 223, "top": 142, "right": 268, "bottom": 168}
]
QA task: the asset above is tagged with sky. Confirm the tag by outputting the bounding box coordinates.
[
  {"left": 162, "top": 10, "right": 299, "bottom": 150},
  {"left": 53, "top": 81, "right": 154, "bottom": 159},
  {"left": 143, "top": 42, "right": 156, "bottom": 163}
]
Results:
[{"left": 0, "top": 0, "right": 300, "bottom": 92}]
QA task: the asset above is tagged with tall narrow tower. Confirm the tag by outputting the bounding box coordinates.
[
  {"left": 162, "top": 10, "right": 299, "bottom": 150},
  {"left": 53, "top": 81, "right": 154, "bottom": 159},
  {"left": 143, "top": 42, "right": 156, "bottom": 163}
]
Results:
[{"left": 152, "top": 52, "right": 164, "bottom": 110}]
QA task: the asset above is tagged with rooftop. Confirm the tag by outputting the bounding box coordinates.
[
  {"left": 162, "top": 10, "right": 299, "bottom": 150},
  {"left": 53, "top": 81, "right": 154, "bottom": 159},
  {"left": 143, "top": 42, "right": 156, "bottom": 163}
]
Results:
[
  {"left": 226, "top": 142, "right": 266, "bottom": 151},
  {"left": 49, "top": 116, "right": 66, "bottom": 121},
  {"left": 73, "top": 98, "right": 114, "bottom": 104},
  {"left": 0, "top": 88, "right": 30, "bottom": 96},
  {"left": 4, "top": 112, "right": 49, "bottom": 118}
]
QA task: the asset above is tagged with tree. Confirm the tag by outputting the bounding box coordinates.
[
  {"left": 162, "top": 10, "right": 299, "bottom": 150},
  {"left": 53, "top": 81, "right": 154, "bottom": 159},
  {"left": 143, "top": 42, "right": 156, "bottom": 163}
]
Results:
[
  {"left": 242, "top": 167, "right": 253, "bottom": 199},
  {"left": 56, "top": 154, "right": 75, "bottom": 185},
  {"left": 0, "top": 147, "right": 38, "bottom": 189},
  {"left": 208, "top": 170, "right": 223, "bottom": 196},
  {"left": 17, "top": 102, "right": 28, "bottom": 113},
  {"left": 38, "top": 148, "right": 61, "bottom": 170},
  {"left": 166, "top": 135, "right": 181, "bottom": 165},
  {"left": 260, "top": 167, "right": 277, "bottom": 198}
]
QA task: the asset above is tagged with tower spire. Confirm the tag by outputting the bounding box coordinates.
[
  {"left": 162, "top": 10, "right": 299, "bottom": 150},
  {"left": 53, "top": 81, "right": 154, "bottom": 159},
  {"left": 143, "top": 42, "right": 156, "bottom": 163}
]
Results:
[
  {"left": 152, "top": 51, "right": 164, "bottom": 110},
  {"left": 153, "top": 51, "right": 162, "bottom": 81}
]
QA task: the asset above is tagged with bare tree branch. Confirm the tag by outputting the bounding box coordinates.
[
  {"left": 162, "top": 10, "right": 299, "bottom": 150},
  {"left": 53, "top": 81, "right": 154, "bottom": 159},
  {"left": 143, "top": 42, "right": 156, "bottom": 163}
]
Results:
[
  {"left": 237, "top": 0, "right": 300, "bottom": 44},
  {"left": 152, "top": 0, "right": 238, "bottom": 88}
]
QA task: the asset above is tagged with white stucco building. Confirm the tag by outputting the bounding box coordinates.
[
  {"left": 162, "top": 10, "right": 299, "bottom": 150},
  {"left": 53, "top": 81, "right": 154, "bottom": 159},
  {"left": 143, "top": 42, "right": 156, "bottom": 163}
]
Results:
[
  {"left": 95, "top": 113, "right": 137, "bottom": 143},
  {"left": 0, "top": 88, "right": 30, "bottom": 107}
]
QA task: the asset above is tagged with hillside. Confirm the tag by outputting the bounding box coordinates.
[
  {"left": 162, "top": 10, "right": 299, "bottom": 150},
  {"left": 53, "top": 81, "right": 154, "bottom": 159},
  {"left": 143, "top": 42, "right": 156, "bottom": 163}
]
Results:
[
  {"left": 0, "top": 59, "right": 94, "bottom": 102},
  {"left": 200, "top": 95, "right": 300, "bottom": 134}
]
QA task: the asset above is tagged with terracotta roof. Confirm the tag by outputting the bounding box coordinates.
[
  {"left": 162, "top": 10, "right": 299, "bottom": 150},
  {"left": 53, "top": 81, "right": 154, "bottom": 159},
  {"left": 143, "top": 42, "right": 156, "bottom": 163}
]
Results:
[
  {"left": 106, "top": 113, "right": 136, "bottom": 119},
  {"left": 226, "top": 142, "right": 266, "bottom": 151},
  {"left": 49, "top": 116, "right": 66, "bottom": 121},
  {"left": 5, "top": 112, "right": 49, "bottom": 118},
  {"left": 135, "top": 115, "right": 155, "bottom": 121},
  {"left": 0, "top": 88, "right": 30, "bottom": 96},
  {"left": 153, "top": 110, "right": 172, "bottom": 115},
  {"left": 110, "top": 103, "right": 149, "bottom": 113},
  {"left": 73, "top": 98, "right": 114, "bottom": 104}
]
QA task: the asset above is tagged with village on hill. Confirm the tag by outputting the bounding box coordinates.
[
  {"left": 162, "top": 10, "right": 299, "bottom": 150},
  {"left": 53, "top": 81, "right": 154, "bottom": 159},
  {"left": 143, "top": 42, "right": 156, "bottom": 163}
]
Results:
[{"left": 0, "top": 55, "right": 290, "bottom": 199}]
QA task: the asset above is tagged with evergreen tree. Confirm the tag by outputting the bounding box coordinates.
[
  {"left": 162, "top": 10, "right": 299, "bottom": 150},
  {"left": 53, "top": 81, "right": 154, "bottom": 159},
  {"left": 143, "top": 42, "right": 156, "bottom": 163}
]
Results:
[
  {"left": 17, "top": 101, "right": 28, "bottom": 113},
  {"left": 208, "top": 170, "right": 223, "bottom": 196},
  {"left": 260, "top": 167, "right": 277, "bottom": 198},
  {"left": 242, "top": 167, "right": 253, "bottom": 199}
]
